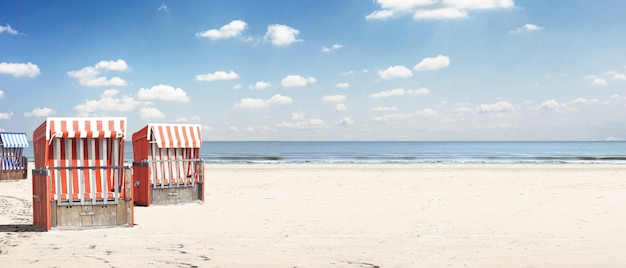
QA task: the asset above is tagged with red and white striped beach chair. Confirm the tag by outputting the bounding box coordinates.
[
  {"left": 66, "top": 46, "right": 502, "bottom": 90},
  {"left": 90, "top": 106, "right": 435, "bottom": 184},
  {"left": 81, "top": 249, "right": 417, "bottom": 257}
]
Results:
[
  {"left": 31, "top": 117, "right": 134, "bottom": 230},
  {"left": 131, "top": 123, "right": 204, "bottom": 206}
]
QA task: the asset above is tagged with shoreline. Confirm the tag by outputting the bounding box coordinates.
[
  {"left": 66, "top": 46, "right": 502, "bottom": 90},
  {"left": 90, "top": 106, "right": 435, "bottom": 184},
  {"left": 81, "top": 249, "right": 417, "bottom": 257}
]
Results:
[{"left": 2, "top": 164, "right": 626, "bottom": 267}]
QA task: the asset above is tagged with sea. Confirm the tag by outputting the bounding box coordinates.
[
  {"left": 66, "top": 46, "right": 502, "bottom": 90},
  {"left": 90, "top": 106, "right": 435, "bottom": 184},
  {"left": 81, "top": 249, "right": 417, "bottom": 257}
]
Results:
[
  {"left": 198, "top": 141, "right": 626, "bottom": 164},
  {"left": 20, "top": 141, "right": 626, "bottom": 165}
]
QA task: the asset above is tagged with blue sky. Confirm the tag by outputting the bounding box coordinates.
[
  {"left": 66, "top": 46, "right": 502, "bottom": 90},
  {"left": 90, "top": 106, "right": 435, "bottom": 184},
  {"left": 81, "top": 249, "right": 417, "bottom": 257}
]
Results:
[{"left": 1, "top": 0, "right": 626, "bottom": 141}]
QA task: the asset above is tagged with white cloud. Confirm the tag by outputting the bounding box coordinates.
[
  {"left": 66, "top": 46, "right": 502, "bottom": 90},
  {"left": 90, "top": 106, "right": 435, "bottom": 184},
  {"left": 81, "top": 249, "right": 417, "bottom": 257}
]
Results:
[
  {"left": 195, "top": 70, "right": 239, "bottom": 82},
  {"left": 365, "top": 9, "right": 397, "bottom": 20},
  {"left": 277, "top": 118, "right": 325, "bottom": 129},
  {"left": 612, "top": 74, "right": 626, "bottom": 81},
  {"left": 321, "top": 44, "right": 343, "bottom": 52},
  {"left": 372, "top": 113, "right": 412, "bottom": 122},
  {"left": 158, "top": 4, "right": 169, "bottom": 12},
  {"left": 136, "top": 84, "right": 190, "bottom": 102},
  {"left": 0, "top": 112, "right": 14, "bottom": 120},
  {"left": 175, "top": 116, "right": 202, "bottom": 122},
  {"left": 539, "top": 99, "right": 560, "bottom": 110},
  {"left": 337, "top": 117, "right": 354, "bottom": 126},
  {"left": 235, "top": 98, "right": 269, "bottom": 109},
  {"left": 75, "top": 89, "right": 140, "bottom": 116},
  {"left": 476, "top": 101, "right": 515, "bottom": 113},
  {"left": 415, "top": 108, "right": 439, "bottom": 117},
  {"left": 454, "top": 106, "right": 474, "bottom": 114},
  {"left": 95, "top": 59, "right": 129, "bottom": 71},
  {"left": 265, "top": 24, "right": 301, "bottom": 46},
  {"left": 372, "top": 106, "right": 398, "bottom": 112},
  {"left": 67, "top": 59, "right": 128, "bottom": 86},
  {"left": 367, "top": 0, "right": 514, "bottom": 20},
  {"left": 0, "top": 62, "right": 41, "bottom": 77},
  {"left": 281, "top": 75, "right": 317, "bottom": 87},
  {"left": 139, "top": 107, "right": 165, "bottom": 120},
  {"left": 335, "top": 82, "right": 350, "bottom": 88},
  {"left": 234, "top": 94, "right": 293, "bottom": 109},
  {"left": 336, "top": 103, "right": 347, "bottom": 112},
  {"left": 510, "top": 23, "right": 544, "bottom": 33},
  {"left": 24, "top": 107, "right": 56, "bottom": 117},
  {"left": 196, "top": 20, "right": 247, "bottom": 39},
  {"left": 291, "top": 113, "right": 305, "bottom": 120},
  {"left": 250, "top": 81, "right": 272, "bottom": 90},
  {"left": 0, "top": 89, "right": 3, "bottom": 99},
  {"left": 378, "top": 65, "right": 413, "bottom": 80},
  {"left": 413, "top": 55, "right": 450, "bottom": 71},
  {"left": 584, "top": 75, "right": 607, "bottom": 86},
  {"left": 414, "top": 8, "right": 467, "bottom": 19},
  {"left": 0, "top": 24, "right": 19, "bottom": 35},
  {"left": 571, "top": 97, "right": 600, "bottom": 105},
  {"left": 322, "top": 95, "right": 347, "bottom": 102},
  {"left": 370, "top": 88, "right": 429, "bottom": 98},
  {"left": 233, "top": 84, "right": 243, "bottom": 90}
]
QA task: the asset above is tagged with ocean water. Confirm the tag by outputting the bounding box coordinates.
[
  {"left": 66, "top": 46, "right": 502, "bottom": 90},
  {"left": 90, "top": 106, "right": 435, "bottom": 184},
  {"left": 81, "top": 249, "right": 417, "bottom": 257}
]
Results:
[{"left": 20, "top": 141, "right": 626, "bottom": 165}]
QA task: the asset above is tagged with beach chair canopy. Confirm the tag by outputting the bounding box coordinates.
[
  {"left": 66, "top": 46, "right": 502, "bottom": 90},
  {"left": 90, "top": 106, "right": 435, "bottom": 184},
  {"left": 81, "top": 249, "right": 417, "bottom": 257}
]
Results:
[
  {"left": 145, "top": 124, "right": 202, "bottom": 148},
  {"left": 0, "top": 132, "right": 29, "bottom": 148},
  {"left": 43, "top": 117, "right": 126, "bottom": 140}
]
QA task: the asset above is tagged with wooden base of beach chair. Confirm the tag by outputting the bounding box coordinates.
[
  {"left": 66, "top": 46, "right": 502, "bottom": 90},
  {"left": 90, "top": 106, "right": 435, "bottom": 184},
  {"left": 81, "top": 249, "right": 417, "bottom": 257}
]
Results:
[
  {"left": 50, "top": 199, "right": 133, "bottom": 229},
  {"left": 0, "top": 169, "right": 27, "bottom": 180},
  {"left": 149, "top": 183, "right": 204, "bottom": 206}
]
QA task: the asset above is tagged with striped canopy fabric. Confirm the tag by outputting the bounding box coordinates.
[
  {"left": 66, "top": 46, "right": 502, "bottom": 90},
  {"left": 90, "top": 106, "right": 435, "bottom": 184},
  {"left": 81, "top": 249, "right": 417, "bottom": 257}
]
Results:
[
  {"left": 147, "top": 124, "right": 202, "bottom": 148},
  {"left": 0, "top": 132, "right": 29, "bottom": 148},
  {"left": 32, "top": 117, "right": 128, "bottom": 202},
  {"left": 46, "top": 117, "right": 126, "bottom": 140}
]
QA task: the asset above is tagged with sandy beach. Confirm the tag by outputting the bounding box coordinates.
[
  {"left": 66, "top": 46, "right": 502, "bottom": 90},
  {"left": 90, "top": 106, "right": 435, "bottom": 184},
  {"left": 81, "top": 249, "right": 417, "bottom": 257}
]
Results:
[{"left": 1, "top": 164, "right": 626, "bottom": 267}]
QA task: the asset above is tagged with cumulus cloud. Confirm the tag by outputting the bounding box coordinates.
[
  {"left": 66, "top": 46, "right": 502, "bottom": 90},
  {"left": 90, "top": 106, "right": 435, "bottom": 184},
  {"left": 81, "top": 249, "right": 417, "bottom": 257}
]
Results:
[
  {"left": 281, "top": 75, "right": 317, "bottom": 87},
  {"left": 337, "top": 117, "right": 354, "bottom": 125},
  {"left": 265, "top": 24, "right": 301, "bottom": 46},
  {"left": 370, "top": 88, "right": 430, "bottom": 98},
  {"left": 322, "top": 95, "right": 347, "bottom": 102},
  {"left": 413, "top": 55, "right": 450, "bottom": 71},
  {"left": 321, "top": 44, "right": 343, "bottom": 52},
  {"left": 378, "top": 65, "right": 413, "bottom": 80},
  {"left": 67, "top": 59, "right": 128, "bottom": 86},
  {"left": 0, "top": 24, "right": 19, "bottom": 35},
  {"left": 139, "top": 107, "right": 165, "bottom": 120},
  {"left": 0, "top": 112, "right": 14, "bottom": 120},
  {"left": 571, "top": 97, "right": 600, "bottom": 105},
  {"left": 234, "top": 94, "right": 293, "bottom": 109},
  {"left": 24, "top": 107, "right": 56, "bottom": 117},
  {"left": 584, "top": 75, "right": 607, "bottom": 86},
  {"left": 335, "top": 82, "right": 350, "bottom": 88},
  {"left": 0, "top": 90, "right": 3, "bottom": 99},
  {"left": 196, "top": 20, "right": 247, "bottom": 39},
  {"left": 475, "top": 101, "right": 515, "bottom": 113},
  {"left": 75, "top": 89, "right": 140, "bottom": 116},
  {"left": 539, "top": 99, "right": 560, "bottom": 110},
  {"left": 136, "top": 84, "right": 189, "bottom": 102},
  {"left": 250, "top": 81, "right": 272, "bottom": 90},
  {"left": 276, "top": 118, "right": 325, "bottom": 129},
  {"left": 372, "top": 106, "right": 398, "bottom": 112},
  {"left": 335, "top": 103, "right": 347, "bottom": 112},
  {"left": 0, "top": 62, "right": 41, "bottom": 77},
  {"left": 612, "top": 73, "right": 626, "bottom": 81},
  {"left": 372, "top": 108, "right": 438, "bottom": 122},
  {"left": 291, "top": 113, "right": 305, "bottom": 120},
  {"left": 415, "top": 108, "right": 439, "bottom": 117},
  {"left": 367, "top": 0, "right": 514, "bottom": 20},
  {"left": 510, "top": 23, "right": 544, "bottom": 33},
  {"left": 195, "top": 70, "right": 239, "bottom": 82},
  {"left": 158, "top": 4, "right": 169, "bottom": 12}
]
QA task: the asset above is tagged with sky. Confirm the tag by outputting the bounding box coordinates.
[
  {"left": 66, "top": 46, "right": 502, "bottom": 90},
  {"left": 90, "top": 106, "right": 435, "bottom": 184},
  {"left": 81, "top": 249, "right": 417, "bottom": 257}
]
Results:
[{"left": 1, "top": 0, "right": 626, "bottom": 141}]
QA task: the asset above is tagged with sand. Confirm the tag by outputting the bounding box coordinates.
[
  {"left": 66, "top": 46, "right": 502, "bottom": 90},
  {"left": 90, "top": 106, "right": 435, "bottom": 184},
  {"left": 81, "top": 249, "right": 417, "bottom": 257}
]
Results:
[{"left": 1, "top": 164, "right": 626, "bottom": 267}]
